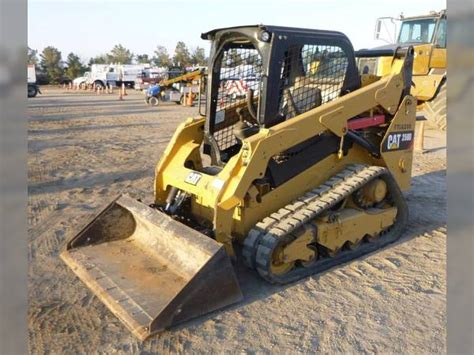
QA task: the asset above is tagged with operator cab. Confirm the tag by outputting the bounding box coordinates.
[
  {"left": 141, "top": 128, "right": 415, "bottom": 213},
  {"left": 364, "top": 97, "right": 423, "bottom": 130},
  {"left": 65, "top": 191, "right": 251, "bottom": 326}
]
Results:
[
  {"left": 201, "top": 25, "right": 360, "bottom": 165},
  {"left": 397, "top": 12, "right": 446, "bottom": 47},
  {"left": 374, "top": 10, "right": 446, "bottom": 48}
]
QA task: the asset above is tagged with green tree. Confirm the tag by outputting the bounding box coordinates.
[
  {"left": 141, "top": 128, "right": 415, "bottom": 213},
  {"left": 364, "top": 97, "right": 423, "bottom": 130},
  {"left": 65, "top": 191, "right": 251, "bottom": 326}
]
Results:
[
  {"left": 27, "top": 47, "right": 38, "bottom": 65},
  {"left": 135, "top": 54, "right": 150, "bottom": 64},
  {"left": 173, "top": 41, "right": 191, "bottom": 67},
  {"left": 107, "top": 44, "right": 133, "bottom": 64},
  {"left": 152, "top": 46, "right": 172, "bottom": 68},
  {"left": 40, "top": 46, "right": 64, "bottom": 84},
  {"left": 88, "top": 55, "right": 108, "bottom": 66},
  {"left": 191, "top": 46, "right": 207, "bottom": 66},
  {"left": 65, "top": 53, "right": 86, "bottom": 80}
]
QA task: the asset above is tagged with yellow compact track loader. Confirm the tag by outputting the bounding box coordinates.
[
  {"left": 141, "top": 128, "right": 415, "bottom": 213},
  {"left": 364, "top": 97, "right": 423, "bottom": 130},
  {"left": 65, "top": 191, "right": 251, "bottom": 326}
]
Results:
[{"left": 61, "top": 25, "right": 416, "bottom": 340}]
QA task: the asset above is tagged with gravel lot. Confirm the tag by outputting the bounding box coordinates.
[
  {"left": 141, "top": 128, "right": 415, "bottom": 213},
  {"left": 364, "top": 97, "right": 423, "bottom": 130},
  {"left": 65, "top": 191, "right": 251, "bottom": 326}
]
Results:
[{"left": 28, "top": 86, "right": 446, "bottom": 354}]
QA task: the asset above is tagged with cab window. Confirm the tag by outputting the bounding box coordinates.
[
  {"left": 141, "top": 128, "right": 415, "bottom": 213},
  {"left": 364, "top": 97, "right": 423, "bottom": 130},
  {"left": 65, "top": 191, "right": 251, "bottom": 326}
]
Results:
[
  {"left": 435, "top": 18, "right": 447, "bottom": 48},
  {"left": 398, "top": 18, "right": 437, "bottom": 44},
  {"left": 278, "top": 44, "right": 348, "bottom": 120}
]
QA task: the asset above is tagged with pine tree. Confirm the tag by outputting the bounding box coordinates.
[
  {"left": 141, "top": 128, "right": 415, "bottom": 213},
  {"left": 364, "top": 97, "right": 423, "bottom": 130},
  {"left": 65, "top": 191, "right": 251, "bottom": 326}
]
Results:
[
  {"left": 191, "top": 47, "right": 207, "bottom": 66},
  {"left": 173, "top": 42, "right": 191, "bottom": 67},
  {"left": 65, "top": 53, "right": 86, "bottom": 80},
  {"left": 40, "top": 46, "right": 64, "bottom": 84},
  {"left": 88, "top": 55, "right": 108, "bottom": 66},
  {"left": 152, "top": 46, "right": 172, "bottom": 68},
  {"left": 107, "top": 44, "right": 133, "bottom": 64},
  {"left": 136, "top": 54, "right": 150, "bottom": 64},
  {"left": 27, "top": 47, "right": 38, "bottom": 65}
]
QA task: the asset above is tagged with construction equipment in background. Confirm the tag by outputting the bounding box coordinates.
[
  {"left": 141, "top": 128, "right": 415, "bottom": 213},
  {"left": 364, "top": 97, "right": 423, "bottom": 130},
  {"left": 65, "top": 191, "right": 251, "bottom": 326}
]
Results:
[
  {"left": 145, "top": 83, "right": 162, "bottom": 106},
  {"left": 161, "top": 68, "right": 206, "bottom": 105},
  {"left": 144, "top": 68, "right": 207, "bottom": 106},
  {"left": 358, "top": 9, "right": 446, "bottom": 130},
  {"left": 134, "top": 67, "right": 184, "bottom": 91},
  {"left": 61, "top": 25, "right": 416, "bottom": 340},
  {"left": 27, "top": 65, "right": 41, "bottom": 98}
]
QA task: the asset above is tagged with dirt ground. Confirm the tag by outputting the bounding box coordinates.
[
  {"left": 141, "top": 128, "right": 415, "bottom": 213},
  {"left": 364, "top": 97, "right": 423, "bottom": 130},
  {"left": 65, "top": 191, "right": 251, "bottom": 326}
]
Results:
[{"left": 27, "top": 86, "right": 446, "bottom": 354}]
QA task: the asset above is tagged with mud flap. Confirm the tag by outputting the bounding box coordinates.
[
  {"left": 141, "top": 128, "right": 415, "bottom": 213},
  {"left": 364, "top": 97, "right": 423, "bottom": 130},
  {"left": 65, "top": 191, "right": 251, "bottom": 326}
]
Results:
[{"left": 60, "top": 195, "right": 243, "bottom": 340}]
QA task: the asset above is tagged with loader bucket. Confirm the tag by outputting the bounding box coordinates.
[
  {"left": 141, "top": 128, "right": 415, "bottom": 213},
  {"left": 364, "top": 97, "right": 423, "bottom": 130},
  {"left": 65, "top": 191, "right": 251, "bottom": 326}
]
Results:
[{"left": 60, "top": 195, "right": 243, "bottom": 340}]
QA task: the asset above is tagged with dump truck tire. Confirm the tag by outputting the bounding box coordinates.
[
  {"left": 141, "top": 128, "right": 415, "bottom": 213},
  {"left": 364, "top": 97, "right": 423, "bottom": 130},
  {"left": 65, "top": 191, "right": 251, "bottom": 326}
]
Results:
[
  {"left": 424, "top": 82, "right": 446, "bottom": 131},
  {"left": 28, "top": 84, "right": 38, "bottom": 98}
]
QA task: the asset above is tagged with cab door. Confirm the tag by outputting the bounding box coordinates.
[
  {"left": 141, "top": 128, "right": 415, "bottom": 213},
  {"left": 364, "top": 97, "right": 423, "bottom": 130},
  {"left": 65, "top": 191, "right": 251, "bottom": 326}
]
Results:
[{"left": 430, "top": 17, "right": 447, "bottom": 69}]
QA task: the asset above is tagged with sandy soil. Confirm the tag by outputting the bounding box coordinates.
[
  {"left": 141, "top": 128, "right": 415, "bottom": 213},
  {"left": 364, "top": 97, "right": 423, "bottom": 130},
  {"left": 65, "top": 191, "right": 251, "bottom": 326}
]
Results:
[{"left": 28, "top": 87, "right": 446, "bottom": 354}]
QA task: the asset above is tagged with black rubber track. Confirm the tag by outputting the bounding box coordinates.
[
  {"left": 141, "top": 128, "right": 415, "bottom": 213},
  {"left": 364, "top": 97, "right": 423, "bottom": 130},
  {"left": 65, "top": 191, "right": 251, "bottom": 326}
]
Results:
[{"left": 242, "top": 164, "right": 408, "bottom": 284}]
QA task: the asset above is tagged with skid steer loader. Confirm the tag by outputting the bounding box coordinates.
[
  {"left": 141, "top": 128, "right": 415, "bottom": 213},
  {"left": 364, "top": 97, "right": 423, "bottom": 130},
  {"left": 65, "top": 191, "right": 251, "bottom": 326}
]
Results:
[{"left": 61, "top": 25, "right": 416, "bottom": 340}]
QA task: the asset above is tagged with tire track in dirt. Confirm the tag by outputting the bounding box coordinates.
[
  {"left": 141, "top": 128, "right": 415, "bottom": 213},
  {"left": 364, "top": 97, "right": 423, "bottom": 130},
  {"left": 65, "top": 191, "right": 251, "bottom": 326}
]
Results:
[
  {"left": 28, "top": 89, "right": 446, "bottom": 353},
  {"left": 28, "top": 89, "right": 197, "bottom": 353}
]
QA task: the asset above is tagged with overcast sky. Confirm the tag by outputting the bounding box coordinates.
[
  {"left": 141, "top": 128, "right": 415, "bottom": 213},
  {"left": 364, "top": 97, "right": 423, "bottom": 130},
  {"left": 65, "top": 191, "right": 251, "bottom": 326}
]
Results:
[{"left": 28, "top": 0, "right": 445, "bottom": 63}]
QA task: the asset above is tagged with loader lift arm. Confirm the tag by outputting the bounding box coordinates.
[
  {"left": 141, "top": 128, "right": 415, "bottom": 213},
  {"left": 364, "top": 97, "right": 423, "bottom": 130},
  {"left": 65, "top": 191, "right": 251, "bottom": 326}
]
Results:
[{"left": 158, "top": 68, "right": 206, "bottom": 88}]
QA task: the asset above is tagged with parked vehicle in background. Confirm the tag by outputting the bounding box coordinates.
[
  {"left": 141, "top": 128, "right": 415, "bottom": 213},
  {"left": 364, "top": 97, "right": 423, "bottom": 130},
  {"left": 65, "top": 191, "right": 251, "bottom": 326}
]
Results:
[
  {"left": 73, "top": 72, "right": 90, "bottom": 88},
  {"left": 85, "top": 64, "right": 151, "bottom": 89},
  {"left": 358, "top": 9, "right": 447, "bottom": 130},
  {"left": 117, "top": 64, "right": 148, "bottom": 88},
  {"left": 167, "top": 66, "right": 185, "bottom": 80},
  {"left": 83, "top": 64, "right": 111, "bottom": 88},
  {"left": 27, "top": 64, "right": 41, "bottom": 98},
  {"left": 134, "top": 67, "right": 167, "bottom": 90}
]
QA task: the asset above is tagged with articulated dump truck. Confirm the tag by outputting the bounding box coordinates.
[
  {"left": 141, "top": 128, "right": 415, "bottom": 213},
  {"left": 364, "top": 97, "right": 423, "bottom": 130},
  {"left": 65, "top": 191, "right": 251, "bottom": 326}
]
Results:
[
  {"left": 359, "top": 10, "right": 447, "bottom": 130},
  {"left": 61, "top": 25, "right": 416, "bottom": 340}
]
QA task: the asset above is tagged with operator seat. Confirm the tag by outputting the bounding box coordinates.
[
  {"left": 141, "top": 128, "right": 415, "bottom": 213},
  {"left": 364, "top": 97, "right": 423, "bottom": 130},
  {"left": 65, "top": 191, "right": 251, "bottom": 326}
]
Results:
[{"left": 283, "top": 76, "right": 322, "bottom": 119}]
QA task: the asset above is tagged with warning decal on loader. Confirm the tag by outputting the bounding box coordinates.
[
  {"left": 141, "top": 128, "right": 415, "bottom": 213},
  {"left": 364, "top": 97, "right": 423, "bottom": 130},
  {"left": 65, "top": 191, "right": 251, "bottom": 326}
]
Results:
[{"left": 382, "top": 131, "right": 414, "bottom": 152}]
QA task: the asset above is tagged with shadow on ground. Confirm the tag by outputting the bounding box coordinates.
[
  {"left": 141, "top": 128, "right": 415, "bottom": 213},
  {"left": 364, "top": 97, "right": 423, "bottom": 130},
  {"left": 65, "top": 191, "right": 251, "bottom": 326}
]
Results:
[
  {"left": 167, "top": 169, "right": 447, "bottom": 334},
  {"left": 29, "top": 169, "right": 446, "bottom": 343}
]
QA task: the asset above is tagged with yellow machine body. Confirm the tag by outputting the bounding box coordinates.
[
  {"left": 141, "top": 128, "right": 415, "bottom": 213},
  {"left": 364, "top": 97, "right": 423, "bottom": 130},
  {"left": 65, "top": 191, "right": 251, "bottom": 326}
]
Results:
[
  {"left": 154, "top": 72, "right": 415, "bottom": 254},
  {"left": 371, "top": 10, "right": 446, "bottom": 129},
  {"left": 61, "top": 25, "right": 416, "bottom": 340}
]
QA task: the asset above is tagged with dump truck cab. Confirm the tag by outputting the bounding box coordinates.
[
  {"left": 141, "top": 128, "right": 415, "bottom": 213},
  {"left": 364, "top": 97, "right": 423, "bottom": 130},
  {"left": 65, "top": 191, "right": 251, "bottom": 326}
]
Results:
[
  {"left": 374, "top": 10, "right": 446, "bottom": 94},
  {"left": 397, "top": 12, "right": 446, "bottom": 48},
  {"left": 360, "top": 10, "right": 447, "bottom": 129}
]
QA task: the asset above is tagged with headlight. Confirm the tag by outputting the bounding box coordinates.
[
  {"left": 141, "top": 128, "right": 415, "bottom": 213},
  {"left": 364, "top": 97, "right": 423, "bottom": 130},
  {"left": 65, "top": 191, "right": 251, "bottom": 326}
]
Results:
[{"left": 259, "top": 31, "right": 271, "bottom": 42}]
